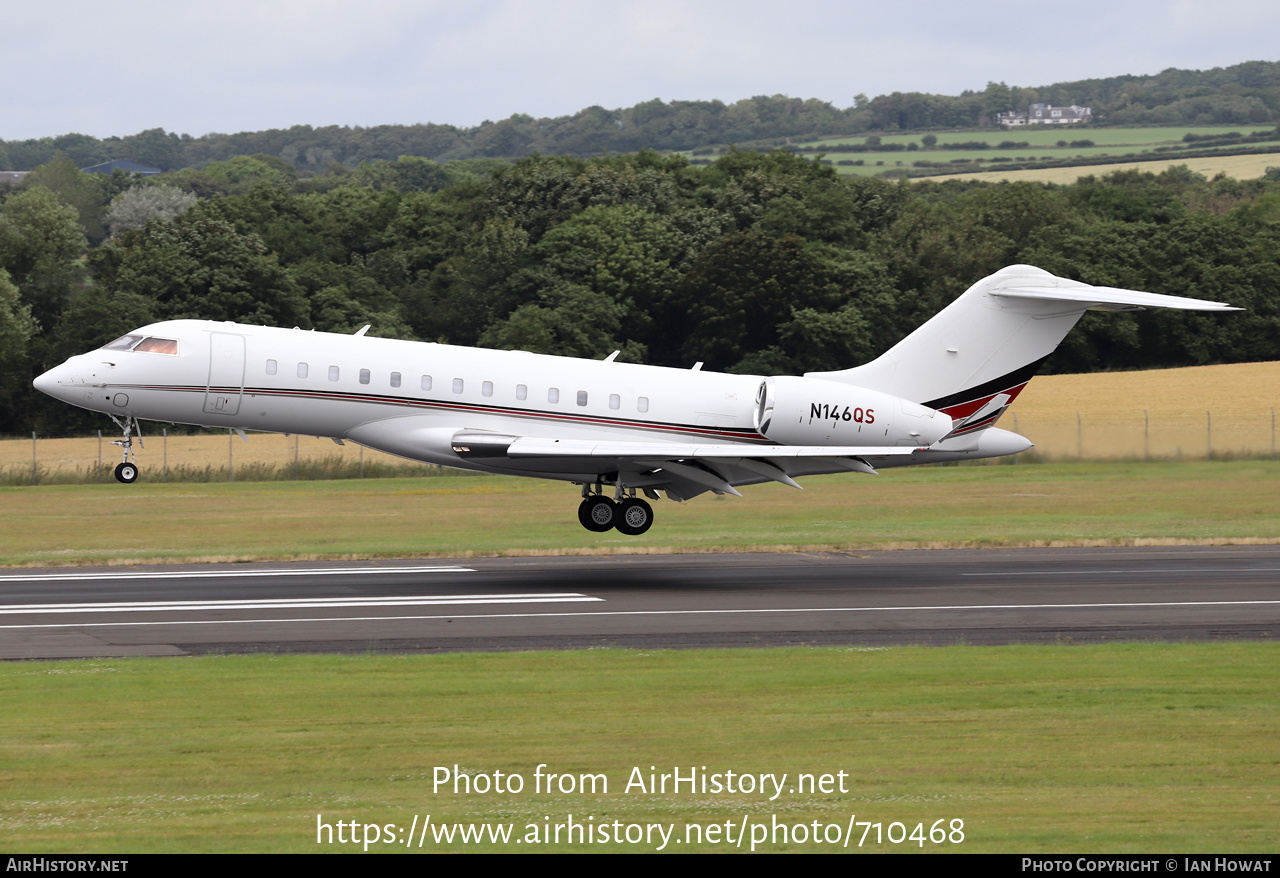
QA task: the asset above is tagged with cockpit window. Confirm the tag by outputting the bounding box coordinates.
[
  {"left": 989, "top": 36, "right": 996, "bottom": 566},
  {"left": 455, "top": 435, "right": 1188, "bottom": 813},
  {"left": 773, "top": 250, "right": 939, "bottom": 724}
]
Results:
[
  {"left": 133, "top": 337, "right": 179, "bottom": 355},
  {"left": 100, "top": 335, "right": 179, "bottom": 354},
  {"left": 102, "top": 334, "right": 144, "bottom": 351}
]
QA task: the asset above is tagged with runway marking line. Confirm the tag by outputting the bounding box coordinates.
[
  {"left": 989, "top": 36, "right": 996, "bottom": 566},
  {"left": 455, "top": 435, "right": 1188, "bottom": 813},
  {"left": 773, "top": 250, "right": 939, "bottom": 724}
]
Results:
[
  {"left": 2, "top": 598, "right": 1277, "bottom": 631},
  {"left": 0, "top": 594, "right": 602, "bottom": 616},
  {"left": 0, "top": 565, "right": 474, "bottom": 583}
]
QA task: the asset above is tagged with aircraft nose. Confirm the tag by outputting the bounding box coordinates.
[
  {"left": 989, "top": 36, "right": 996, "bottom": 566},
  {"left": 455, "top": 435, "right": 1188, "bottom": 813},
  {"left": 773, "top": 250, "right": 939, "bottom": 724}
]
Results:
[
  {"left": 32, "top": 366, "right": 60, "bottom": 397},
  {"left": 33, "top": 362, "right": 78, "bottom": 402}
]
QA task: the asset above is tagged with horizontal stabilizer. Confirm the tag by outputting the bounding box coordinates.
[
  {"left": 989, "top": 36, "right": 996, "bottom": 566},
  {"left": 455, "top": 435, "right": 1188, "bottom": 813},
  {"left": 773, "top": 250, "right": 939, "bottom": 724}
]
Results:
[
  {"left": 992, "top": 286, "right": 1242, "bottom": 312},
  {"left": 941, "top": 392, "right": 1011, "bottom": 439}
]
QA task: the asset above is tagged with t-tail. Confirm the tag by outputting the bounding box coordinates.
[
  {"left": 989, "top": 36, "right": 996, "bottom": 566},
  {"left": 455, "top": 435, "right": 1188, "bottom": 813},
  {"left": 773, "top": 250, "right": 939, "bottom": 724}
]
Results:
[{"left": 808, "top": 265, "right": 1241, "bottom": 441}]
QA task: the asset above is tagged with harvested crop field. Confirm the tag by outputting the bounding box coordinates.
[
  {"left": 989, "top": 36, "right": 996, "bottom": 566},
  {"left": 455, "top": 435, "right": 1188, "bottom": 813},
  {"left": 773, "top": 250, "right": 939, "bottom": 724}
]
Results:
[
  {"left": 914, "top": 152, "right": 1280, "bottom": 184},
  {"left": 1011, "top": 361, "right": 1280, "bottom": 459}
]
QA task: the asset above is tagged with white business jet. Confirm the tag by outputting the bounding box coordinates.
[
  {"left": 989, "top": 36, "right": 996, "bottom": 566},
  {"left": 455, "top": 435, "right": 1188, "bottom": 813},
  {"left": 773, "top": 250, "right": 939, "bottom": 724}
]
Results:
[{"left": 34, "top": 265, "right": 1237, "bottom": 535}]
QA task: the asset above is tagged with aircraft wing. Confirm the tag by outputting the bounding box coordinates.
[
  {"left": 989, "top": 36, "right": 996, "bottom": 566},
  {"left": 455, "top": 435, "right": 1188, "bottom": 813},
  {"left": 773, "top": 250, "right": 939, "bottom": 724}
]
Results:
[
  {"left": 455, "top": 433, "right": 922, "bottom": 500},
  {"left": 346, "top": 416, "right": 925, "bottom": 502},
  {"left": 504, "top": 437, "right": 918, "bottom": 460}
]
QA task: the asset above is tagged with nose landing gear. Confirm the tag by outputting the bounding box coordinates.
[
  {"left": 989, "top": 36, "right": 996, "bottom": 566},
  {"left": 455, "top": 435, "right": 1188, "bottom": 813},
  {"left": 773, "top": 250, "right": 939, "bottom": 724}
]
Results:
[{"left": 109, "top": 415, "right": 142, "bottom": 484}]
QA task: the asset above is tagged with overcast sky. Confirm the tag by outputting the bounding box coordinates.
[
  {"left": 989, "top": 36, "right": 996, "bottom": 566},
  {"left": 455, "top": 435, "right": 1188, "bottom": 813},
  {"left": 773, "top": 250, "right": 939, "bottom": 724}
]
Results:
[{"left": 5, "top": 0, "right": 1277, "bottom": 141}]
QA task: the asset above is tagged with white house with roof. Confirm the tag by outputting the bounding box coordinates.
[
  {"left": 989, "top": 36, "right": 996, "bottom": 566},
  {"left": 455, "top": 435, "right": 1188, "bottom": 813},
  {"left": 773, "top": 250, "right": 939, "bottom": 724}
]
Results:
[{"left": 999, "top": 103, "right": 1092, "bottom": 126}]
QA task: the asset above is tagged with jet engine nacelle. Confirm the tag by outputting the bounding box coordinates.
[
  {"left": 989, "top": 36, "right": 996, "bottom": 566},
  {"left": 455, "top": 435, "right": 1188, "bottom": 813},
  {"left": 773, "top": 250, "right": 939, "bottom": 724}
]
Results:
[{"left": 754, "top": 376, "right": 952, "bottom": 447}]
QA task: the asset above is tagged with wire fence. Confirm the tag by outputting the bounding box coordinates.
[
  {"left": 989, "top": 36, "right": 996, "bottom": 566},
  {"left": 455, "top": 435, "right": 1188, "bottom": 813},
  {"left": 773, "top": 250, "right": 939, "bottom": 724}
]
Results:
[
  {"left": 1, "top": 410, "right": 1276, "bottom": 485},
  {"left": 1008, "top": 409, "right": 1278, "bottom": 462},
  {"left": 0, "top": 429, "right": 467, "bottom": 486}
]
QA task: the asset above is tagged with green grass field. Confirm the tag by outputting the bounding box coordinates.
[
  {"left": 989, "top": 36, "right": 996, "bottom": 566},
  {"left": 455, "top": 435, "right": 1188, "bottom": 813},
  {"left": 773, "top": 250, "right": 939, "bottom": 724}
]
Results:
[
  {"left": 785, "top": 125, "right": 1280, "bottom": 178},
  {"left": 2, "top": 645, "right": 1276, "bottom": 852},
  {"left": 807, "top": 125, "right": 1266, "bottom": 150},
  {"left": 4, "top": 460, "right": 1278, "bottom": 853},
  {"left": 2, "top": 460, "right": 1278, "bottom": 567}
]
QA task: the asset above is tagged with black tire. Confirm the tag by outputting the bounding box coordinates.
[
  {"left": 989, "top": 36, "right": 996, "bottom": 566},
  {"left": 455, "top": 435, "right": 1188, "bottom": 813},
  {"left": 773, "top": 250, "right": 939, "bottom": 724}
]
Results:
[
  {"left": 577, "top": 496, "right": 616, "bottom": 532},
  {"left": 114, "top": 462, "right": 139, "bottom": 484},
  {"left": 615, "top": 497, "right": 654, "bottom": 535}
]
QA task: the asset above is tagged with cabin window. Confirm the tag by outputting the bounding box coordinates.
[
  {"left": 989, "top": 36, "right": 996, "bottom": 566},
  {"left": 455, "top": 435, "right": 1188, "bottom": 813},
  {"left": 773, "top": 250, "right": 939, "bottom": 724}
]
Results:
[
  {"left": 328, "top": 366, "right": 340, "bottom": 381},
  {"left": 576, "top": 391, "right": 588, "bottom": 407},
  {"left": 516, "top": 384, "right": 527, "bottom": 401},
  {"left": 482, "top": 380, "right": 493, "bottom": 397},
  {"left": 638, "top": 396, "right": 649, "bottom": 413},
  {"left": 298, "top": 363, "right": 309, "bottom": 379},
  {"left": 421, "top": 375, "right": 432, "bottom": 391},
  {"left": 359, "top": 368, "right": 371, "bottom": 385},
  {"left": 390, "top": 372, "right": 401, "bottom": 388},
  {"left": 548, "top": 388, "right": 560, "bottom": 404},
  {"left": 452, "top": 378, "right": 464, "bottom": 394},
  {"left": 609, "top": 393, "right": 620, "bottom": 410},
  {"left": 133, "top": 337, "right": 179, "bottom": 355},
  {"left": 265, "top": 359, "right": 278, "bottom": 376}
]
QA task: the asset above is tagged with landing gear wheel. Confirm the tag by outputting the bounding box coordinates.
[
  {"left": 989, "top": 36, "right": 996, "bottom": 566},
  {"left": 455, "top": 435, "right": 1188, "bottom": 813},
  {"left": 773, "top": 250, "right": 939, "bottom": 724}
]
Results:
[
  {"left": 615, "top": 498, "right": 654, "bottom": 535},
  {"left": 578, "top": 496, "right": 616, "bottom": 532},
  {"left": 107, "top": 415, "right": 143, "bottom": 485}
]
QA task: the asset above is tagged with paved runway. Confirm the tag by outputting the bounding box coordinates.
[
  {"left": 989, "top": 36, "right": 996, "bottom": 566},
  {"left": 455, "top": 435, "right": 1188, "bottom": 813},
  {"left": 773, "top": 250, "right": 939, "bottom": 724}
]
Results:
[{"left": 1, "top": 546, "right": 1277, "bottom": 659}]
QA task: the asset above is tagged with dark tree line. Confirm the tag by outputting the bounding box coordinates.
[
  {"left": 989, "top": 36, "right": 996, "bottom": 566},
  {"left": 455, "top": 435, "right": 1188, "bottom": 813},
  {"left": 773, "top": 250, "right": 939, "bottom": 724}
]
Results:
[
  {"left": 0, "top": 96, "right": 859, "bottom": 174},
  {"left": 4, "top": 61, "right": 1280, "bottom": 177},
  {"left": 2, "top": 148, "right": 1279, "bottom": 434}
]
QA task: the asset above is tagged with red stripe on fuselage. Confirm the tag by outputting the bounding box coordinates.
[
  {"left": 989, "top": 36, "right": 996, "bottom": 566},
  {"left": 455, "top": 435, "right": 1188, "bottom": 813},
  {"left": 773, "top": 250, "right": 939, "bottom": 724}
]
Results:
[
  {"left": 115, "top": 383, "right": 769, "bottom": 444},
  {"left": 936, "top": 380, "right": 1030, "bottom": 420}
]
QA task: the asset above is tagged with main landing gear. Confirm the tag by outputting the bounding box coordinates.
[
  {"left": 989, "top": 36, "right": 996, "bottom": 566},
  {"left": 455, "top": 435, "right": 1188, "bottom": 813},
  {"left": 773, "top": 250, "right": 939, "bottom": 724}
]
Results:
[
  {"left": 577, "top": 484, "right": 655, "bottom": 535},
  {"left": 109, "top": 415, "right": 142, "bottom": 484}
]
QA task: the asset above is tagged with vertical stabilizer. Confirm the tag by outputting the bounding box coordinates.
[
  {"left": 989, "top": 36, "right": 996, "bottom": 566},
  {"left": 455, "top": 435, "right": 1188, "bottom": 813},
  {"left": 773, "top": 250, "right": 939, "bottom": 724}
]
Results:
[{"left": 806, "top": 265, "right": 1239, "bottom": 432}]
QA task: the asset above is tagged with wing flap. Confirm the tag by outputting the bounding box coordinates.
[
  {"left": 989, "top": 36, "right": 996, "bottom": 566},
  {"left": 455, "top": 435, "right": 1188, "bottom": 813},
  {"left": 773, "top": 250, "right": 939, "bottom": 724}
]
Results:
[{"left": 504, "top": 437, "right": 920, "bottom": 459}]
